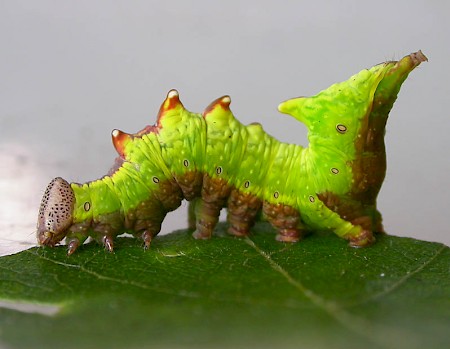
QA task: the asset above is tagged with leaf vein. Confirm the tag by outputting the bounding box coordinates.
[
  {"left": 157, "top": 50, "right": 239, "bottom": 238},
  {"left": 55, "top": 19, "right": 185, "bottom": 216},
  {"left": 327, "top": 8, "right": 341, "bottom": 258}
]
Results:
[
  {"left": 27, "top": 249, "right": 202, "bottom": 299},
  {"left": 244, "top": 237, "right": 422, "bottom": 349},
  {"left": 347, "top": 244, "right": 447, "bottom": 306}
]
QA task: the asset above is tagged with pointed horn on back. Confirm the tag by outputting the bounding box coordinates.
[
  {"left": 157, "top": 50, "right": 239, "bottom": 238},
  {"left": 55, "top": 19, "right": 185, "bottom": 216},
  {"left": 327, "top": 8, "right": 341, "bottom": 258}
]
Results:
[
  {"left": 156, "top": 89, "right": 185, "bottom": 127},
  {"left": 277, "top": 96, "right": 307, "bottom": 124},
  {"left": 111, "top": 129, "right": 133, "bottom": 157},
  {"left": 203, "top": 95, "right": 231, "bottom": 118}
]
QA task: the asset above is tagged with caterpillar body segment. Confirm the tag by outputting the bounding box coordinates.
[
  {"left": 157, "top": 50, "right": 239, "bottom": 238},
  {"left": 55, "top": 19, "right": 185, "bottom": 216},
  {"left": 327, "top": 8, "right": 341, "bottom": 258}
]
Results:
[{"left": 36, "top": 51, "right": 427, "bottom": 254}]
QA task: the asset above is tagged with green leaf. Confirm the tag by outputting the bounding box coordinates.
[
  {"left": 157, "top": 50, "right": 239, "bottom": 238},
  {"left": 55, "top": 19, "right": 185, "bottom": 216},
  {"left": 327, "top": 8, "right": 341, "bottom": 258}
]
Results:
[{"left": 0, "top": 223, "right": 449, "bottom": 349}]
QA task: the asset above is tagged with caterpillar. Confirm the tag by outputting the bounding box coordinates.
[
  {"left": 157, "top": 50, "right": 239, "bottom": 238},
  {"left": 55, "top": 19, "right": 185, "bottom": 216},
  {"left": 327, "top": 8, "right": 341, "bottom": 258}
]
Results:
[{"left": 37, "top": 51, "right": 427, "bottom": 255}]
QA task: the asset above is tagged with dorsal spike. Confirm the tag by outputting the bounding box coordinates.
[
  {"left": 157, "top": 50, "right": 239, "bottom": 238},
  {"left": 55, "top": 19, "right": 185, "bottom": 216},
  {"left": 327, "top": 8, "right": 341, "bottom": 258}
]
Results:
[
  {"left": 203, "top": 96, "right": 231, "bottom": 118},
  {"left": 111, "top": 129, "right": 133, "bottom": 157},
  {"left": 157, "top": 89, "right": 184, "bottom": 127},
  {"left": 277, "top": 96, "right": 307, "bottom": 124}
]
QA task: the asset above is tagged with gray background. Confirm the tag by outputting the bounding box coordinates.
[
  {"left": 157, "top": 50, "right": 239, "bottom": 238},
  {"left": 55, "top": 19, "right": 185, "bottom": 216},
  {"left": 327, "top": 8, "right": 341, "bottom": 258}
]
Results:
[{"left": 1, "top": 0, "right": 449, "bottom": 255}]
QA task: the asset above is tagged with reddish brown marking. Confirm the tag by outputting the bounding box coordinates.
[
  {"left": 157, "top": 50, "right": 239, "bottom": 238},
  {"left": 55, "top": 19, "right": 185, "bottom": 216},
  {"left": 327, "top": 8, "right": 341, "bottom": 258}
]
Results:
[
  {"left": 63, "top": 178, "right": 184, "bottom": 254},
  {"left": 347, "top": 230, "right": 375, "bottom": 247},
  {"left": 262, "top": 201, "right": 303, "bottom": 242},
  {"left": 317, "top": 191, "right": 378, "bottom": 246},
  {"left": 127, "top": 197, "right": 165, "bottom": 233},
  {"left": 202, "top": 96, "right": 231, "bottom": 118},
  {"left": 350, "top": 52, "right": 428, "bottom": 206},
  {"left": 193, "top": 174, "right": 232, "bottom": 239},
  {"left": 318, "top": 192, "right": 372, "bottom": 228},
  {"left": 202, "top": 174, "right": 233, "bottom": 202},
  {"left": 156, "top": 90, "right": 184, "bottom": 127},
  {"left": 174, "top": 170, "right": 203, "bottom": 201},
  {"left": 134, "top": 125, "right": 158, "bottom": 137},
  {"left": 111, "top": 130, "right": 133, "bottom": 157},
  {"left": 154, "top": 180, "right": 184, "bottom": 211},
  {"left": 227, "top": 189, "right": 262, "bottom": 237},
  {"left": 124, "top": 180, "right": 183, "bottom": 242}
]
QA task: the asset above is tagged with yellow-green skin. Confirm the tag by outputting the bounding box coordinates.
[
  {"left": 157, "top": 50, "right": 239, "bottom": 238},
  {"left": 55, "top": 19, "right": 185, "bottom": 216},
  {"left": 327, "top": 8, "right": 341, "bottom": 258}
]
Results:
[{"left": 44, "top": 51, "right": 426, "bottom": 252}]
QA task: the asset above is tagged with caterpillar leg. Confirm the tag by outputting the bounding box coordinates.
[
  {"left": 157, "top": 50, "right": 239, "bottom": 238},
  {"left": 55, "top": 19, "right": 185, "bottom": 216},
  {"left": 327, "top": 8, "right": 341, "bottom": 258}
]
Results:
[
  {"left": 372, "top": 209, "right": 385, "bottom": 234},
  {"left": 67, "top": 239, "right": 80, "bottom": 255},
  {"left": 177, "top": 171, "right": 204, "bottom": 230},
  {"left": 317, "top": 192, "right": 376, "bottom": 247},
  {"left": 191, "top": 199, "right": 221, "bottom": 240},
  {"left": 227, "top": 189, "right": 262, "bottom": 237},
  {"left": 192, "top": 174, "right": 232, "bottom": 239},
  {"left": 187, "top": 199, "right": 198, "bottom": 230},
  {"left": 346, "top": 228, "right": 375, "bottom": 248},
  {"left": 262, "top": 201, "right": 303, "bottom": 242},
  {"left": 65, "top": 222, "right": 91, "bottom": 255},
  {"left": 91, "top": 211, "right": 124, "bottom": 253},
  {"left": 93, "top": 229, "right": 116, "bottom": 253},
  {"left": 175, "top": 171, "right": 203, "bottom": 202},
  {"left": 134, "top": 180, "right": 184, "bottom": 249},
  {"left": 102, "top": 235, "right": 114, "bottom": 252},
  {"left": 141, "top": 230, "right": 153, "bottom": 250},
  {"left": 129, "top": 211, "right": 165, "bottom": 249},
  {"left": 133, "top": 222, "right": 163, "bottom": 250},
  {"left": 123, "top": 193, "right": 169, "bottom": 249}
]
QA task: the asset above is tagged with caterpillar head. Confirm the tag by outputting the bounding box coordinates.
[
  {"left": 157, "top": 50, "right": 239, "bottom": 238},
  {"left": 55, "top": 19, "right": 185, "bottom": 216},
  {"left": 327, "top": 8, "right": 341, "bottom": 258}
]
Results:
[{"left": 37, "top": 177, "right": 75, "bottom": 247}]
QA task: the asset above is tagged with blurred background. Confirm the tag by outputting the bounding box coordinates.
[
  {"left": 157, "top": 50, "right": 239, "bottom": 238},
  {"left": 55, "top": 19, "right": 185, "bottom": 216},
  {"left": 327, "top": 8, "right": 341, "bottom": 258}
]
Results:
[{"left": 1, "top": 0, "right": 448, "bottom": 255}]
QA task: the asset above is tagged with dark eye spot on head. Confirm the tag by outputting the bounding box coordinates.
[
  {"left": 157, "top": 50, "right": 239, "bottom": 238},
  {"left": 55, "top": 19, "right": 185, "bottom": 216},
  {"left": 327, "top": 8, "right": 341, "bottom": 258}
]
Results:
[{"left": 84, "top": 202, "right": 91, "bottom": 211}]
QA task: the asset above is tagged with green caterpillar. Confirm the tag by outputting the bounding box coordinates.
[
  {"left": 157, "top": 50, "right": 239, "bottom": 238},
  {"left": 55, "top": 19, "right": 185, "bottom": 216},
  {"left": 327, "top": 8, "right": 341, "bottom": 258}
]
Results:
[{"left": 37, "top": 51, "right": 427, "bottom": 255}]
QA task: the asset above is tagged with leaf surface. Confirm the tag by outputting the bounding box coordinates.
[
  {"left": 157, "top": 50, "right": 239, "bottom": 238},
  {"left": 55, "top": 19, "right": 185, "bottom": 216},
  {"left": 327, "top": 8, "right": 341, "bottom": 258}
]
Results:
[{"left": 0, "top": 223, "right": 448, "bottom": 349}]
